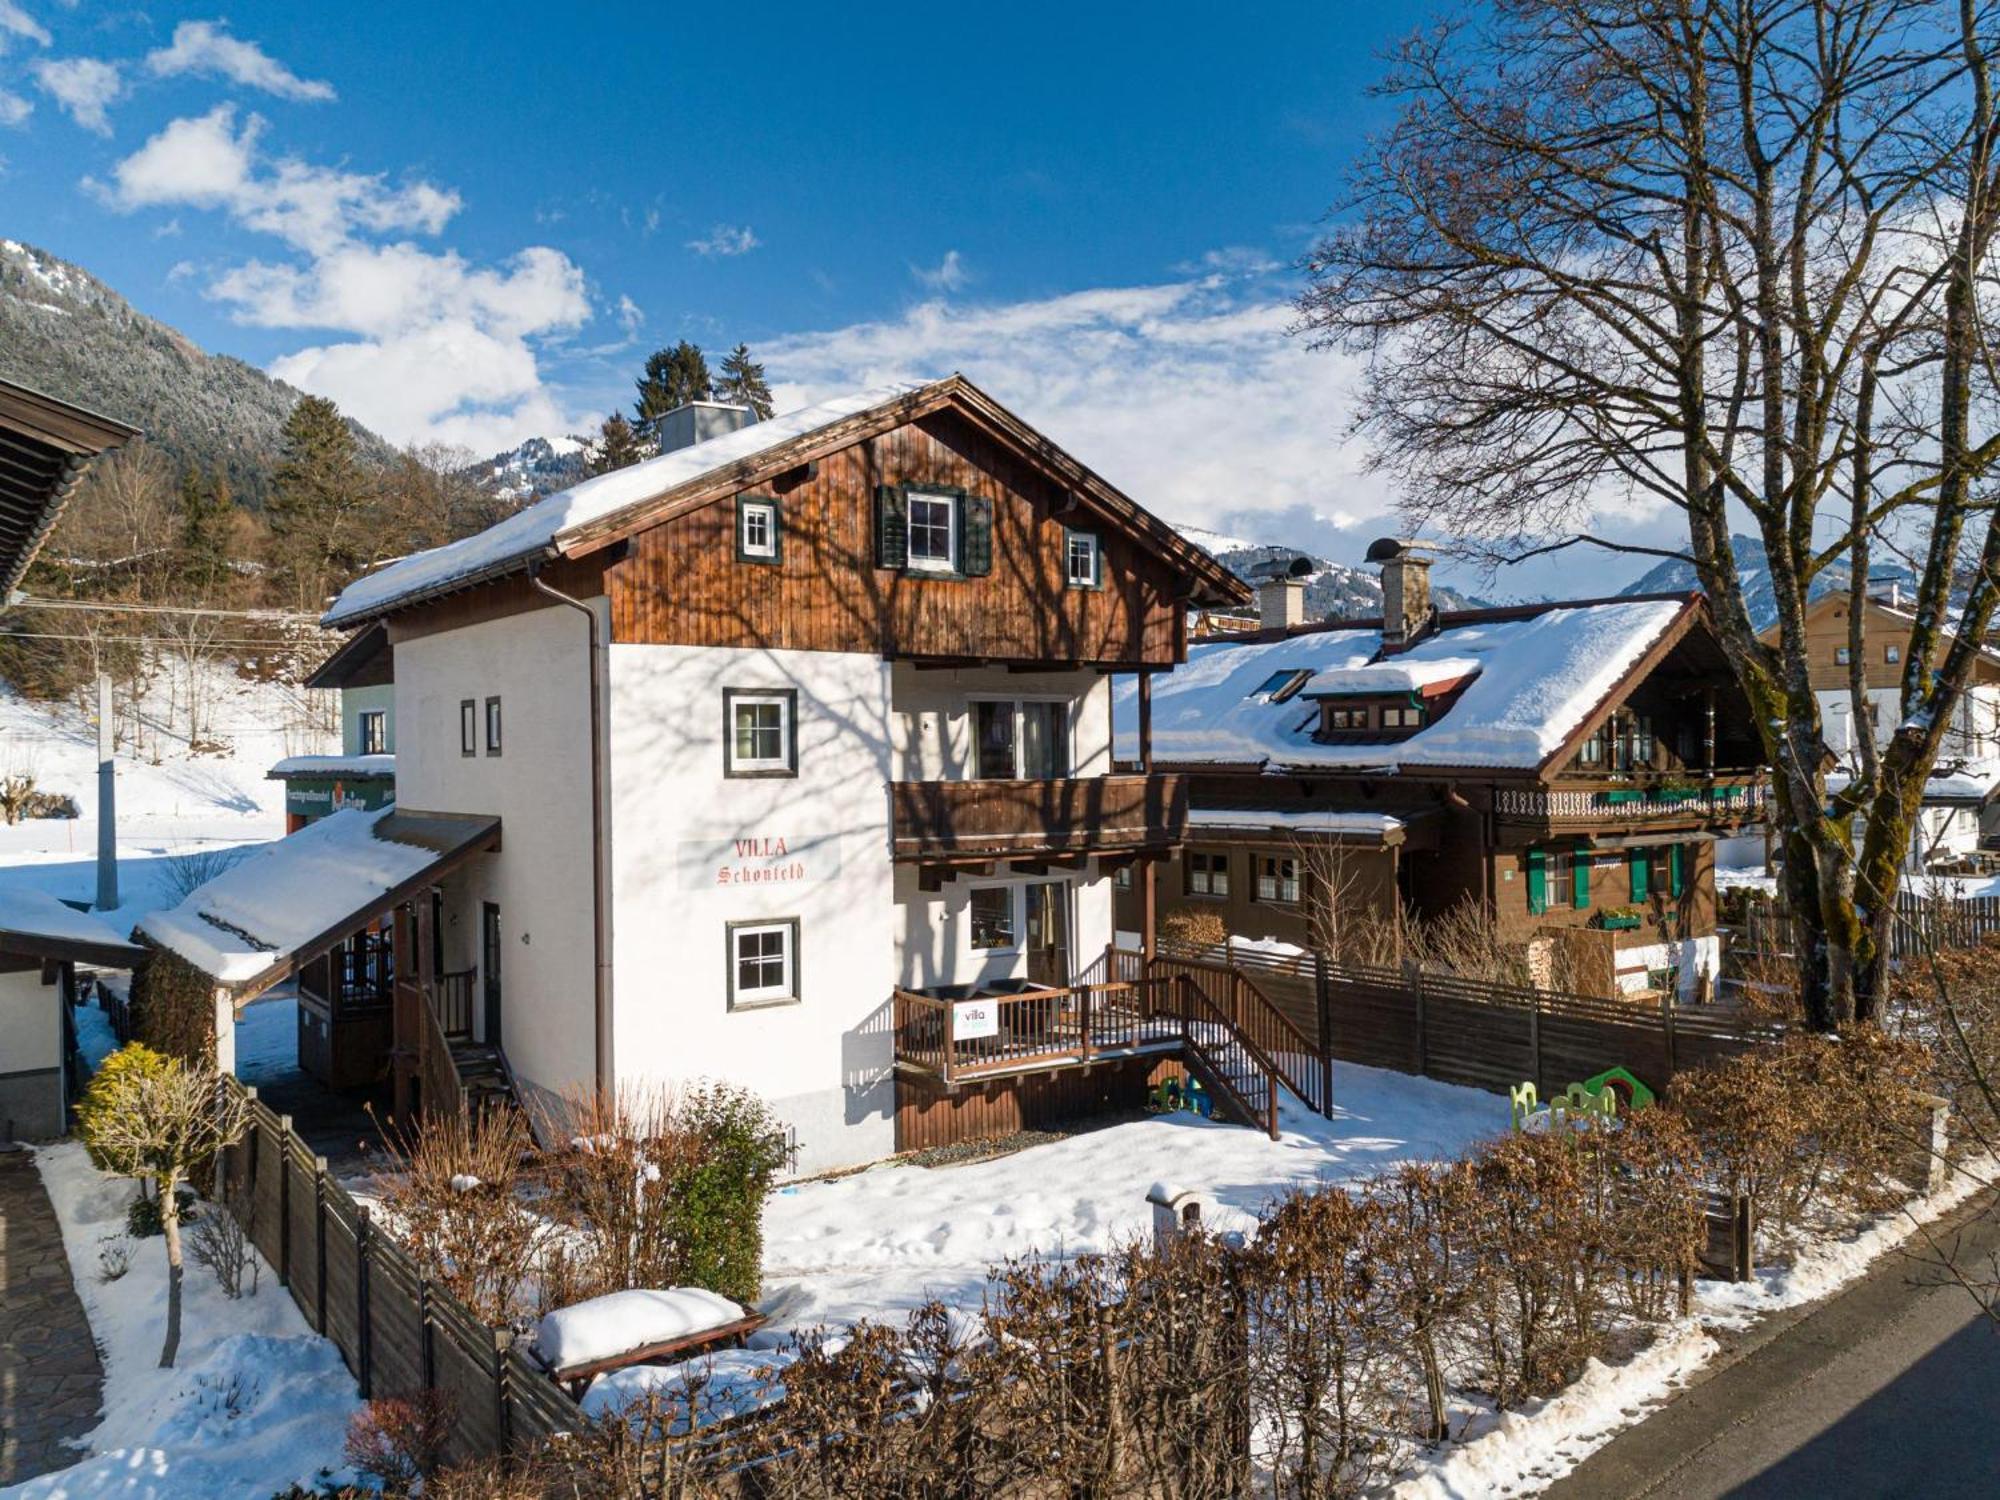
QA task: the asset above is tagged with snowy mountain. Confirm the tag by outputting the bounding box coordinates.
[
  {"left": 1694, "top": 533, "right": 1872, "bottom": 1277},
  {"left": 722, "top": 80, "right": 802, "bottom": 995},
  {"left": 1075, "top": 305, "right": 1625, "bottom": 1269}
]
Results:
[
  {"left": 0, "top": 238, "right": 397, "bottom": 504},
  {"left": 1619, "top": 534, "right": 1917, "bottom": 631},
  {"left": 1172, "top": 525, "right": 1484, "bottom": 620},
  {"left": 464, "top": 432, "right": 591, "bottom": 502}
]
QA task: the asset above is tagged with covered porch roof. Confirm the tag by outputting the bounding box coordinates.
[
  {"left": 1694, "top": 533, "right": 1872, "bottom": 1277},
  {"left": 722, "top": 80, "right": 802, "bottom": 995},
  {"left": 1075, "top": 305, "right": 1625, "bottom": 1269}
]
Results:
[
  {"left": 1184, "top": 805, "right": 1441, "bottom": 852},
  {"left": 0, "top": 890, "right": 146, "bottom": 969},
  {"left": 137, "top": 806, "right": 500, "bottom": 997}
]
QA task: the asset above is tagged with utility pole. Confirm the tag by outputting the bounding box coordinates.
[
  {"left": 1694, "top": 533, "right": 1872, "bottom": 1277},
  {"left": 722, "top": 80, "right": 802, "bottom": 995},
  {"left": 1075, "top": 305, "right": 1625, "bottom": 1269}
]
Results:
[{"left": 95, "top": 672, "right": 118, "bottom": 912}]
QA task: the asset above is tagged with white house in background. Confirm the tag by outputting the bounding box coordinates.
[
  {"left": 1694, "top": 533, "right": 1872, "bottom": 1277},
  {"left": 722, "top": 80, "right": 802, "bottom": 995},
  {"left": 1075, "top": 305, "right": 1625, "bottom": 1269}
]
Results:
[
  {"left": 1773, "top": 591, "right": 2000, "bottom": 868},
  {"left": 142, "top": 378, "right": 1245, "bottom": 1172},
  {"left": 267, "top": 622, "right": 396, "bottom": 833}
]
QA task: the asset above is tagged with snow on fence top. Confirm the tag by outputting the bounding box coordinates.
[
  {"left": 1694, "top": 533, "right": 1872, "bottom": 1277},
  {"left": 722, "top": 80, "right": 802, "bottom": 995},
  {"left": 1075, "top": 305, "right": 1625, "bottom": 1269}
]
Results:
[
  {"left": 1121, "top": 597, "right": 1688, "bottom": 773},
  {"left": 323, "top": 382, "right": 927, "bottom": 628},
  {"left": 534, "top": 1287, "right": 749, "bottom": 1373},
  {"left": 137, "top": 806, "right": 482, "bottom": 987}
]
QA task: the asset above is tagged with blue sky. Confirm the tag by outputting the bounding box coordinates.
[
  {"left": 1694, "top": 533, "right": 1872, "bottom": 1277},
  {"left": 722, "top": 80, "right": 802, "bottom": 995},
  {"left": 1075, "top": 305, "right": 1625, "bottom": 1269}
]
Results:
[{"left": 0, "top": 1, "right": 1669, "bottom": 597}]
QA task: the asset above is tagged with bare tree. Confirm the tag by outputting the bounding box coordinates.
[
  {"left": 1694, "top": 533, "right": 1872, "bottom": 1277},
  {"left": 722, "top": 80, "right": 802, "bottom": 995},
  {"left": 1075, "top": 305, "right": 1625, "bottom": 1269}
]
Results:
[
  {"left": 1299, "top": 0, "right": 2000, "bottom": 1027},
  {"left": 79, "top": 1054, "right": 247, "bottom": 1366}
]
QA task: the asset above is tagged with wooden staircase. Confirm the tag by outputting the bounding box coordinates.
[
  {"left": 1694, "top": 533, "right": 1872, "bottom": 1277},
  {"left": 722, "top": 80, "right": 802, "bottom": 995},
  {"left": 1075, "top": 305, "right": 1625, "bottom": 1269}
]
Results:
[{"left": 448, "top": 1040, "right": 526, "bottom": 1119}]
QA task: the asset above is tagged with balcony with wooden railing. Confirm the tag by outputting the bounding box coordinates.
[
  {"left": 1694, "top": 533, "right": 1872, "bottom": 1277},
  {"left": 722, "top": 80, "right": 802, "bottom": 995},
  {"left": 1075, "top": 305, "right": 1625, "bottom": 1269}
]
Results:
[
  {"left": 893, "top": 979, "right": 1182, "bottom": 1084},
  {"left": 889, "top": 773, "right": 1187, "bottom": 861},
  {"left": 1496, "top": 771, "right": 1767, "bottom": 828}
]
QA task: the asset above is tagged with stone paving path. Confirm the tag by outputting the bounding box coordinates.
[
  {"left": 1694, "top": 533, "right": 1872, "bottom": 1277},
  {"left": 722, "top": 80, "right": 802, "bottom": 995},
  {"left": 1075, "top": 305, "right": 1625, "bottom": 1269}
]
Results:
[{"left": 0, "top": 1145, "right": 102, "bottom": 1486}]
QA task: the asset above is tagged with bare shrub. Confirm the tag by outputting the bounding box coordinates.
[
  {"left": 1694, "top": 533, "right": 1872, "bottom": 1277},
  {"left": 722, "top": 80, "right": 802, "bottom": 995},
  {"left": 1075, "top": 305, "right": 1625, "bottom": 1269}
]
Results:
[
  {"left": 374, "top": 1105, "right": 548, "bottom": 1326},
  {"left": 343, "top": 1390, "right": 456, "bottom": 1491},
  {"left": 1370, "top": 1160, "right": 1481, "bottom": 1442},
  {"left": 1110, "top": 1234, "right": 1246, "bottom": 1500},
  {"left": 188, "top": 1202, "right": 259, "bottom": 1299},
  {"left": 1466, "top": 1131, "right": 1598, "bottom": 1404},
  {"left": 95, "top": 1237, "right": 131, "bottom": 1284},
  {"left": 159, "top": 844, "right": 251, "bottom": 904}
]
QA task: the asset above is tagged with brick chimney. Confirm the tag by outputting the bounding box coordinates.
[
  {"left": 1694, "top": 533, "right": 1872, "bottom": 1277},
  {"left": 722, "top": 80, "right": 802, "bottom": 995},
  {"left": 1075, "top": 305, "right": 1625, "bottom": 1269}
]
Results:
[
  {"left": 1258, "top": 577, "right": 1306, "bottom": 632},
  {"left": 1367, "top": 537, "right": 1434, "bottom": 651}
]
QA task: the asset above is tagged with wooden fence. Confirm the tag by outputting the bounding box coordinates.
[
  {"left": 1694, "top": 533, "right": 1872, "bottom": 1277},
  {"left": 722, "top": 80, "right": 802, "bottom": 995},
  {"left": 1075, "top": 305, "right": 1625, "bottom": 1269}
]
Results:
[
  {"left": 1156, "top": 942, "right": 1781, "bottom": 1100},
  {"left": 214, "top": 1079, "right": 583, "bottom": 1465},
  {"left": 1741, "top": 889, "right": 2000, "bottom": 961}
]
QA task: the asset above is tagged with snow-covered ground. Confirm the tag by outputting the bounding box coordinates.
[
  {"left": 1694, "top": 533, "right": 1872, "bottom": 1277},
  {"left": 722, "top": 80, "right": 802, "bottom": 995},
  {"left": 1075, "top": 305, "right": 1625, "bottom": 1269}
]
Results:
[
  {"left": 0, "top": 670, "right": 317, "bottom": 930},
  {"left": 759, "top": 1063, "right": 1504, "bottom": 1330},
  {"left": 2, "top": 1143, "right": 358, "bottom": 1500}
]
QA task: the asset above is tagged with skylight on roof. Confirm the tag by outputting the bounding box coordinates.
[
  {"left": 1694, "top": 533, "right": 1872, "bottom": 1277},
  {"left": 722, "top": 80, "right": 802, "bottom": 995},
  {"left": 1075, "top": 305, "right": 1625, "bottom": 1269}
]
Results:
[{"left": 1251, "top": 669, "right": 1314, "bottom": 703}]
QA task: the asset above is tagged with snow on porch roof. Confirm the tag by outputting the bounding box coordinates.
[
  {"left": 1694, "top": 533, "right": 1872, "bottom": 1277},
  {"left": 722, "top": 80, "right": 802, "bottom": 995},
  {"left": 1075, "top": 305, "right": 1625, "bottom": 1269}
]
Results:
[
  {"left": 137, "top": 806, "right": 499, "bottom": 992},
  {"left": 0, "top": 889, "right": 146, "bottom": 968}
]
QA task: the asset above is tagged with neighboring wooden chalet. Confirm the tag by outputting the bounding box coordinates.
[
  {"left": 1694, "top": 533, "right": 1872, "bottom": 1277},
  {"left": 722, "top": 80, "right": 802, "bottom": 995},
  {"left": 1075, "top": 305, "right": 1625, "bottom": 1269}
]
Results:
[
  {"left": 1118, "top": 542, "right": 1767, "bottom": 1004},
  {"left": 1762, "top": 590, "right": 2000, "bottom": 867},
  {"left": 268, "top": 621, "right": 397, "bottom": 833},
  {"left": 145, "top": 377, "right": 1253, "bottom": 1169}
]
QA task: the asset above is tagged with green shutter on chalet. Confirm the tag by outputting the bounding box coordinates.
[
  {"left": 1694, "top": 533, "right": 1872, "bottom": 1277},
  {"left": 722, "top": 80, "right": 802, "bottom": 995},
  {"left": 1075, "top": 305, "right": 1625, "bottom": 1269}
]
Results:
[
  {"left": 874, "top": 485, "right": 907, "bottom": 569},
  {"left": 1526, "top": 848, "right": 1547, "bottom": 916},
  {"left": 960, "top": 494, "right": 994, "bottom": 576},
  {"left": 1669, "top": 843, "right": 1685, "bottom": 898},
  {"left": 1630, "top": 848, "right": 1651, "bottom": 901},
  {"left": 1573, "top": 849, "right": 1591, "bottom": 909}
]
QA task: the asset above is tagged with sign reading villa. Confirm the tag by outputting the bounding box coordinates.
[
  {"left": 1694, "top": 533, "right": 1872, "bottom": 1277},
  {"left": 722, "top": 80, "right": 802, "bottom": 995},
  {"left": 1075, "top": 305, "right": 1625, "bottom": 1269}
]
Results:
[{"left": 677, "top": 832, "right": 844, "bottom": 890}]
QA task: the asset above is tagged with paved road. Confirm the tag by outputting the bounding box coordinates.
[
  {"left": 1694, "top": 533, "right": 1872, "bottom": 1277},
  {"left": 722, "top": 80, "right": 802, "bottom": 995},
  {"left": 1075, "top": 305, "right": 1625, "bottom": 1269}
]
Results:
[
  {"left": 0, "top": 1144, "right": 102, "bottom": 1486},
  {"left": 1546, "top": 1188, "right": 2000, "bottom": 1499}
]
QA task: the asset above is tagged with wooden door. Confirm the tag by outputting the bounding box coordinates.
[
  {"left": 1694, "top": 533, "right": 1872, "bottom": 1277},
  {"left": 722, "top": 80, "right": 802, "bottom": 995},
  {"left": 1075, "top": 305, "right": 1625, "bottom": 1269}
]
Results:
[{"left": 481, "top": 902, "right": 503, "bottom": 1044}]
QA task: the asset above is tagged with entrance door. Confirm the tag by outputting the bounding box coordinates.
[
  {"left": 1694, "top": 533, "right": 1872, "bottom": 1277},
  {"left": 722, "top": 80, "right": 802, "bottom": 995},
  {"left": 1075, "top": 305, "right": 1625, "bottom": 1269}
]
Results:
[
  {"left": 481, "top": 903, "right": 502, "bottom": 1044},
  {"left": 1024, "top": 881, "right": 1072, "bottom": 987}
]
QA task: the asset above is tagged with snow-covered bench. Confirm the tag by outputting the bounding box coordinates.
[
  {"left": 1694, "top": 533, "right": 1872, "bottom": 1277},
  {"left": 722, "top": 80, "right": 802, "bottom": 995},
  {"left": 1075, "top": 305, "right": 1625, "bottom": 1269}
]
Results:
[{"left": 533, "top": 1288, "right": 767, "bottom": 1397}]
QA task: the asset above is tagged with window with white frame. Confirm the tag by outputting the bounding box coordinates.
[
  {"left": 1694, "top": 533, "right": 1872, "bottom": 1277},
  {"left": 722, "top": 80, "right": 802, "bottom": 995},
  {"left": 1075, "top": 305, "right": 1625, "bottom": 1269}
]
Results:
[
  {"left": 725, "top": 688, "right": 797, "bottom": 776},
  {"left": 728, "top": 919, "right": 799, "bottom": 1008},
  {"left": 1256, "top": 854, "right": 1300, "bottom": 904},
  {"left": 1185, "top": 849, "right": 1230, "bottom": 897},
  {"left": 1065, "top": 530, "right": 1101, "bottom": 588},
  {"left": 906, "top": 490, "right": 957, "bottom": 572},
  {"left": 973, "top": 699, "right": 1070, "bottom": 780},
  {"left": 739, "top": 498, "right": 778, "bottom": 561},
  {"left": 358, "top": 709, "right": 387, "bottom": 756},
  {"left": 969, "top": 885, "right": 1019, "bottom": 950}
]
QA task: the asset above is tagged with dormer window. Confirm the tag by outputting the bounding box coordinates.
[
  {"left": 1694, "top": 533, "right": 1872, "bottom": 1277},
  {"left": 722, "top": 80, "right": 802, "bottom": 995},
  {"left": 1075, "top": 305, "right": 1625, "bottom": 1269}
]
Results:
[
  {"left": 1381, "top": 704, "right": 1426, "bottom": 730},
  {"left": 1323, "top": 704, "right": 1370, "bottom": 731}
]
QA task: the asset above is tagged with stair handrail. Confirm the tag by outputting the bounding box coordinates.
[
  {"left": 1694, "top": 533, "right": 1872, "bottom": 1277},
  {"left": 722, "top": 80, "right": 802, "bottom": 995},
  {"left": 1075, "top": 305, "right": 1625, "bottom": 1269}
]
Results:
[
  {"left": 415, "top": 974, "right": 467, "bottom": 1121},
  {"left": 1153, "top": 950, "right": 1326, "bottom": 1115},
  {"left": 1170, "top": 974, "right": 1282, "bottom": 1140}
]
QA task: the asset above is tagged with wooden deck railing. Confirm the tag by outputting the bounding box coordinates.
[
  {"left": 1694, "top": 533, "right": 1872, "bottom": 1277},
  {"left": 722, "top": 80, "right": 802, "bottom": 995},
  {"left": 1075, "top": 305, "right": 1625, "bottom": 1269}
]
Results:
[
  {"left": 890, "top": 773, "right": 1187, "bottom": 859},
  {"left": 893, "top": 980, "right": 1178, "bottom": 1084},
  {"left": 434, "top": 967, "right": 475, "bottom": 1040}
]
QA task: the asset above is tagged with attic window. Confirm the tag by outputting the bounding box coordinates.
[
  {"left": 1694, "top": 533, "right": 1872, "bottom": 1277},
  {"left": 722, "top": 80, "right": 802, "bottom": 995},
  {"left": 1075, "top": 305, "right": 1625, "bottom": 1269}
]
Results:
[
  {"left": 1323, "top": 704, "right": 1369, "bottom": 731},
  {"left": 1251, "top": 669, "right": 1314, "bottom": 703}
]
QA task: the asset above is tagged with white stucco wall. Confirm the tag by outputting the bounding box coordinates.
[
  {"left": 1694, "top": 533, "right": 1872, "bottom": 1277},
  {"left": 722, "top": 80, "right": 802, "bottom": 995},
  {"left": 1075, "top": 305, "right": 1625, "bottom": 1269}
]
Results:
[
  {"left": 1613, "top": 934, "right": 1721, "bottom": 1003},
  {"left": 1818, "top": 684, "right": 2000, "bottom": 760},
  {"left": 894, "top": 864, "right": 1116, "bottom": 992},
  {"left": 606, "top": 643, "right": 898, "bottom": 1176},
  {"left": 0, "top": 965, "right": 63, "bottom": 1138},
  {"left": 392, "top": 602, "right": 600, "bottom": 1096}
]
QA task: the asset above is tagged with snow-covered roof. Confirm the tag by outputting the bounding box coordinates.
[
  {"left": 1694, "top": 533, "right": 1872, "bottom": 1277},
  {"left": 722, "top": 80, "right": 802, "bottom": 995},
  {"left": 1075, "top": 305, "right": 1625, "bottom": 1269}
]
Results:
[
  {"left": 1186, "top": 808, "right": 1408, "bottom": 840},
  {"left": 1827, "top": 759, "right": 2000, "bottom": 804},
  {"left": 267, "top": 754, "right": 396, "bottom": 780},
  {"left": 323, "top": 384, "right": 928, "bottom": 627},
  {"left": 138, "top": 806, "right": 498, "bottom": 989},
  {"left": 0, "top": 888, "right": 144, "bottom": 966},
  {"left": 1305, "top": 656, "right": 1481, "bottom": 695},
  {"left": 1127, "top": 596, "right": 1692, "bottom": 773}
]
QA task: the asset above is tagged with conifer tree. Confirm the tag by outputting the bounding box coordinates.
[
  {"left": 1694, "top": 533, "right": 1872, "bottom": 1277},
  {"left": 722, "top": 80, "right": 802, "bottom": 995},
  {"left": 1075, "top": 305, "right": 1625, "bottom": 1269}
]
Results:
[
  {"left": 586, "top": 412, "right": 646, "bottom": 477},
  {"left": 715, "top": 344, "right": 775, "bottom": 420},
  {"left": 634, "top": 341, "right": 712, "bottom": 429},
  {"left": 267, "top": 395, "right": 372, "bottom": 609},
  {"left": 172, "top": 466, "right": 234, "bottom": 601}
]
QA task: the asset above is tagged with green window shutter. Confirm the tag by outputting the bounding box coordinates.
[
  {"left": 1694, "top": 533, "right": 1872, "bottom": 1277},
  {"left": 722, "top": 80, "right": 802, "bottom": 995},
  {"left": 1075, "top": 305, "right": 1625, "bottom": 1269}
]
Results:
[
  {"left": 1573, "top": 850, "right": 1590, "bottom": 909},
  {"left": 1669, "top": 843, "right": 1685, "bottom": 898},
  {"left": 1526, "top": 848, "right": 1546, "bottom": 916},
  {"left": 1629, "top": 848, "right": 1650, "bottom": 901},
  {"left": 875, "top": 485, "right": 907, "bottom": 569},
  {"left": 960, "top": 494, "right": 994, "bottom": 576}
]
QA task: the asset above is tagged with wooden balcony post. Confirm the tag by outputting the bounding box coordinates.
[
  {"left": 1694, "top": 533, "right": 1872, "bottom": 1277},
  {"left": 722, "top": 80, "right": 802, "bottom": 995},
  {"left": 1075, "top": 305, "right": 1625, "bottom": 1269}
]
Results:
[
  {"left": 1138, "top": 669, "right": 1154, "bottom": 774},
  {"left": 942, "top": 1001, "right": 955, "bottom": 1087},
  {"left": 1079, "top": 985, "right": 1093, "bottom": 1063},
  {"left": 1141, "top": 858, "right": 1157, "bottom": 963}
]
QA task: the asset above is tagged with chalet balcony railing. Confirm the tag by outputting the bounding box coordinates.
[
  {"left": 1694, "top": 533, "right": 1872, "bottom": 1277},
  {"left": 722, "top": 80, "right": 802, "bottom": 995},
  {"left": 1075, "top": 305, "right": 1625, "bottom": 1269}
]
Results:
[
  {"left": 894, "top": 979, "right": 1179, "bottom": 1084},
  {"left": 890, "top": 773, "right": 1187, "bottom": 859},
  {"left": 1496, "top": 774, "right": 1767, "bottom": 824}
]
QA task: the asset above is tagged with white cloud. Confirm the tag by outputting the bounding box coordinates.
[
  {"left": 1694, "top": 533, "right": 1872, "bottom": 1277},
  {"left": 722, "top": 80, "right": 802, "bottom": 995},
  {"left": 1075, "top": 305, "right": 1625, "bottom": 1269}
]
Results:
[
  {"left": 145, "top": 20, "right": 335, "bottom": 102},
  {"left": 0, "top": 2, "right": 50, "bottom": 51},
  {"left": 0, "top": 87, "right": 29, "bottom": 126},
  {"left": 616, "top": 294, "right": 643, "bottom": 337},
  {"left": 912, "top": 249, "right": 967, "bottom": 292},
  {"left": 765, "top": 277, "right": 1390, "bottom": 546},
  {"left": 99, "top": 105, "right": 588, "bottom": 450},
  {"left": 686, "top": 223, "right": 758, "bottom": 257},
  {"left": 101, "top": 105, "right": 458, "bottom": 255},
  {"left": 33, "top": 56, "right": 120, "bottom": 134}
]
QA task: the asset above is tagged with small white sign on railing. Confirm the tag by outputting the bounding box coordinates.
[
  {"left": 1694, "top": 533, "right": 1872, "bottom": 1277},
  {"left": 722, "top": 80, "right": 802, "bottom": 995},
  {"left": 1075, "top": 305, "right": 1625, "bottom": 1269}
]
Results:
[{"left": 954, "top": 999, "right": 1000, "bottom": 1040}]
